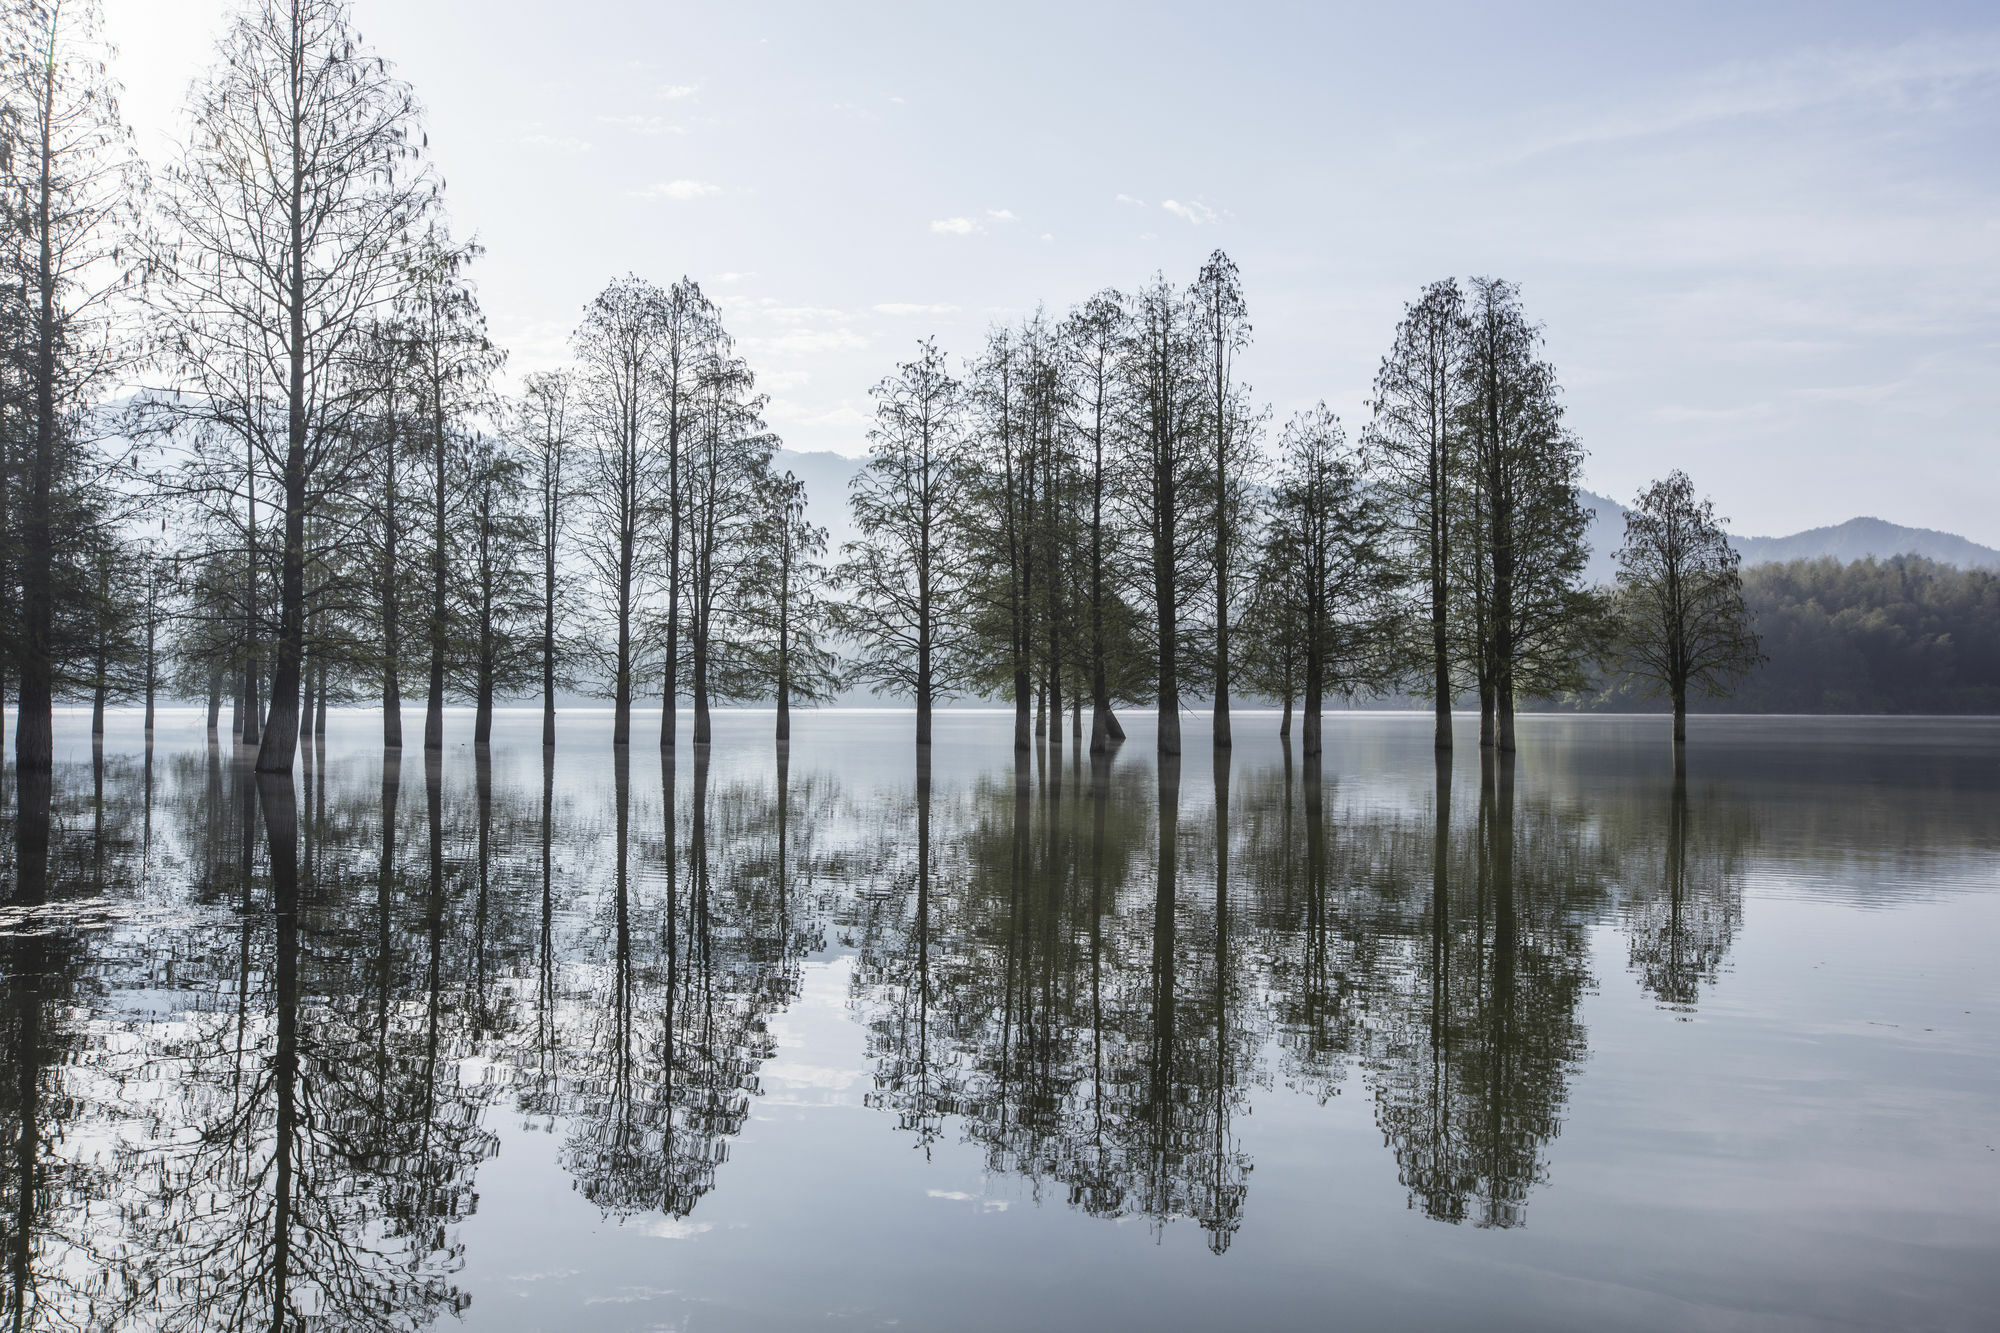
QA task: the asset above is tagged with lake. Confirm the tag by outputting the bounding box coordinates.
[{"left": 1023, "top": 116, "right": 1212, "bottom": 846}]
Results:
[{"left": 3, "top": 708, "right": 1996, "bottom": 1331}]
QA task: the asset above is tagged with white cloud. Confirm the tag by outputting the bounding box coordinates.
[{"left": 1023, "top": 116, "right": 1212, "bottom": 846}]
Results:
[
  {"left": 712, "top": 271, "right": 755, "bottom": 284},
  {"left": 641, "top": 1219, "right": 713, "bottom": 1240},
  {"left": 930, "top": 216, "right": 980, "bottom": 235},
  {"left": 1162, "top": 198, "right": 1217, "bottom": 224},
  {"left": 872, "top": 302, "right": 958, "bottom": 316},
  {"left": 1115, "top": 193, "right": 1147, "bottom": 206},
  {"left": 889, "top": 95, "right": 906, "bottom": 105},
  {"left": 596, "top": 114, "right": 686, "bottom": 136},
  {"left": 632, "top": 179, "right": 721, "bottom": 200},
  {"left": 521, "top": 133, "right": 591, "bottom": 154},
  {"left": 1040, "top": 232, "right": 1053, "bottom": 242},
  {"left": 657, "top": 83, "right": 699, "bottom": 100},
  {"left": 986, "top": 208, "right": 1017, "bottom": 221}
]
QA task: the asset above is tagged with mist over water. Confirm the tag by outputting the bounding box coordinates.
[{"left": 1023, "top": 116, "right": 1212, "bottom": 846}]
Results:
[{"left": 3, "top": 709, "right": 1996, "bottom": 1331}]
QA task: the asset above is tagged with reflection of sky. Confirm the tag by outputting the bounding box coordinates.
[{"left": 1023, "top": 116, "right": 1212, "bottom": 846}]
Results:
[{"left": 99, "top": 0, "right": 2000, "bottom": 546}]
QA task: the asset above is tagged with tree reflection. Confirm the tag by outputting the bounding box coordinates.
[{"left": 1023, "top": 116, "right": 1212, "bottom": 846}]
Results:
[{"left": 1622, "top": 769, "right": 1747, "bottom": 1014}]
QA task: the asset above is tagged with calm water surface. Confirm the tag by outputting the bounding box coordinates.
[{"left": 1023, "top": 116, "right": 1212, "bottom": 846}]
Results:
[{"left": 3, "top": 708, "right": 1997, "bottom": 1331}]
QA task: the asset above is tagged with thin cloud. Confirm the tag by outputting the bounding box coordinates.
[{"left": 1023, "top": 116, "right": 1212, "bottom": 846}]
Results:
[
  {"left": 631, "top": 179, "right": 722, "bottom": 200},
  {"left": 873, "top": 302, "right": 959, "bottom": 316},
  {"left": 986, "top": 208, "right": 1017, "bottom": 221},
  {"left": 597, "top": 114, "right": 686, "bottom": 136},
  {"left": 930, "top": 217, "right": 981, "bottom": 235},
  {"left": 657, "top": 83, "right": 699, "bottom": 100},
  {"left": 1162, "top": 198, "right": 1216, "bottom": 224},
  {"left": 1115, "top": 193, "right": 1147, "bottom": 206},
  {"left": 521, "top": 133, "right": 591, "bottom": 154}
]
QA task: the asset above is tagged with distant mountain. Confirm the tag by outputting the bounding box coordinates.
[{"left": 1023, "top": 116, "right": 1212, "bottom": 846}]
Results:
[
  {"left": 784, "top": 456, "right": 1998, "bottom": 589},
  {"left": 1580, "top": 489, "right": 2000, "bottom": 585},
  {"left": 1731, "top": 517, "right": 2000, "bottom": 571}
]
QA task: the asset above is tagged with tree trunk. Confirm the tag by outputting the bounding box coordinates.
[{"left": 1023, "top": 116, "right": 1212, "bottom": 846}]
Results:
[
  {"left": 15, "top": 68, "right": 59, "bottom": 774},
  {"left": 426, "top": 407, "right": 447, "bottom": 751},
  {"left": 315, "top": 658, "right": 327, "bottom": 735},
  {"left": 1279, "top": 695, "right": 1292, "bottom": 738},
  {"left": 692, "top": 626, "right": 710, "bottom": 745},
  {"left": 299, "top": 641, "right": 315, "bottom": 739},
  {"left": 1673, "top": 688, "right": 1687, "bottom": 748},
  {"left": 382, "top": 406, "right": 403, "bottom": 750},
  {"left": 207, "top": 664, "right": 224, "bottom": 732},
  {"left": 255, "top": 457, "right": 307, "bottom": 773}
]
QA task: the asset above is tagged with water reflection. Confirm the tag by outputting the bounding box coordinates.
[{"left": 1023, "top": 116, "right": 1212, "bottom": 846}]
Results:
[{"left": 2, "top": 716, "right": 1994, "bottom": 1326}]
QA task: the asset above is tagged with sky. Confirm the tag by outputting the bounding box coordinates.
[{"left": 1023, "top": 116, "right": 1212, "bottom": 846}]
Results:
[{"left": 102, "top": 0, "right": 2000, "bottom": 543}]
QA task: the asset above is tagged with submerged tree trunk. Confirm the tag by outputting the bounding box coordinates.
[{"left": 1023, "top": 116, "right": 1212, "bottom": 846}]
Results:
[{"left": 207, "top": 664, "right": 224, "bottom": 733}]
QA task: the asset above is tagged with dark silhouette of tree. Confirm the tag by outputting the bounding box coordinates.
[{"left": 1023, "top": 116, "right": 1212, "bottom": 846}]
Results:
[
  {"left": 1060, "top": 292, "right": 1139, "bottom": 752},
  {"left": 153, "top": 0, "right": 435, "bottom": 773},
  {"left": 748, "top": 469, "right": 840, "bottom": 740},
  {"left": 1370, "top": 279, "right": 1472, "bottom": 750},
  {"left": 683, "top": 340, "right": 774, "bottom": 744},
  {"left": 838, "top": 338, "right": 968, "bottom": 746},
  {"left": 572, "top": 276, "right": 669, "bottom": 748},
  {"left": 1460, "top": 278, "right": 1597, "bottom": 753},
  {"left": 1261, "top": 406, "right": 1396, "bottom": 755},
  {"left": 512, "top": 370, "right": 575, "bottom": 747},
  {"left": 2, "top": 0, "right": 143, "bottom": 774},
  {"left": 1118, "top": 275, "right": 1205, "bottom": 756},
  {"left": 1191, "top": 251, "right": 1260, "bottom": 752},
  {"left": 1615, "top": 470, "right": 1763, "bottom": 745},
  {"left": 402, "top": 231, "right": 501, "bottom": 750}
]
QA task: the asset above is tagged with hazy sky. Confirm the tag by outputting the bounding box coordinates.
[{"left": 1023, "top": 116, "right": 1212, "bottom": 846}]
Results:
[{"left": 103, "top": 0, "right": 1999, "bottom": 542}]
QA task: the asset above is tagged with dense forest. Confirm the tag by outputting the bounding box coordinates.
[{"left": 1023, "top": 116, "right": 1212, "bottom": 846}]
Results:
[
  {"left": 0, "top": 0, "right": 1984, "bottom": 785},
  {"left": 1572, "top": 557, "right": 2000, "bottom": 715}
]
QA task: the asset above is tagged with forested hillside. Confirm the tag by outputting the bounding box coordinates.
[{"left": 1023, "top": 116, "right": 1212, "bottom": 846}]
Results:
[{"left": 1575, "top": 556, "right": 2000, "bottom": 714}]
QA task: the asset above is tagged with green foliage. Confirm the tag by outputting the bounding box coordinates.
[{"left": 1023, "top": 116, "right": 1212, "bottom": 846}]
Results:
[{"left": 1577, "top": 555, "right": 2000, "bottom": 714}]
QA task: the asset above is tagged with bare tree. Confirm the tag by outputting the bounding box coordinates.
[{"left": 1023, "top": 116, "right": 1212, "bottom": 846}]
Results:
[
  {"left": 153, "top": 0, "right": 433, "bottom": 773},
  {"left": 653, "top": 277, "right": 718, "bottom": 748},
  {"left": 837, "top": 338, "right": 968, "bottom": 746},
  {"left": 1615, "top": 471, "right": 1763, "bottom": 745},
  {"left": 683, "top": 339, "right": 772, "bottom": 743},
  {"left": 512, "top": 369, "right": 573, "bottom": 746},
  {"left": 572, "top": 275, "right": 666, "bottom": 747},
  {"left": 749, "top": 470, "right": 839, "bottom": 741},
  {"left": 1, "top": 0, "right": 143, "bottom": 772},
  {"left": 401, "top": 230, "right": 499, "bottom": 750}
]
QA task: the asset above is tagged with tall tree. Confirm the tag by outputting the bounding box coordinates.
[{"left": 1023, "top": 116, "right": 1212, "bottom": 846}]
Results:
[
  {"left": 838, "top": 338, "right": 967, "bottom": 746},
  {"left": 1191, "top": 251, "right": 1259, "bottom": 750},
  {"left": 572, "top": 275, "right": 667, "bottom": 748},
  {"left": 1265, "top": 406, "right": 1395, "bottom": 756},
  {"left": 749, "top": 470, "right": 839, "bottom": 741},
  {"left": 1461, "top": 278, "right": 1594, "bottom": 752},
  {"left": 156, "top": 0, "right": 433, "bottom": 773},
  {"left": 2, "top": 0, "right": 143, "bottom": 772},
  {"left": 653, "top": 277, "right": 718, "bottom": 749},
  {"left": 513, "top": 369, "right": 573, "bottom": 747},
  {"left": 402, "top": 231, "right": 499, "bottom": 750},
  {"left": 964, "top": 324, "right": 1035, "bottom": 750},
  {"left": 1370, "top": 278, "right": 1470, "bottom": 750},
  {"left": 1119, "top": 274, "right": 1204, "bottom": 755},
  {"left": 461, "top": 432, "right": 537, "bottom": 743},
  {"left": 1060, "top": 291, "right": 1133, "bottom": 752},
  {"left": 683, "top": 338, "right": 772, "bottom": 743},
  {"left": 1614, "top": 471, "right": 1763, "bottom": 744}
]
